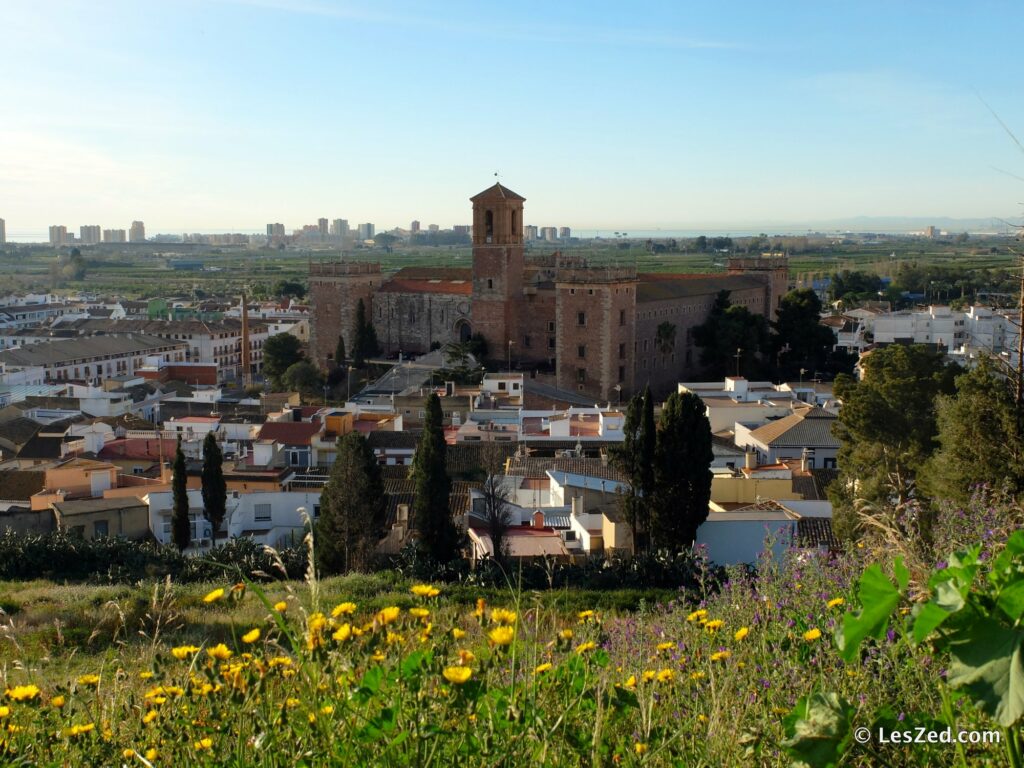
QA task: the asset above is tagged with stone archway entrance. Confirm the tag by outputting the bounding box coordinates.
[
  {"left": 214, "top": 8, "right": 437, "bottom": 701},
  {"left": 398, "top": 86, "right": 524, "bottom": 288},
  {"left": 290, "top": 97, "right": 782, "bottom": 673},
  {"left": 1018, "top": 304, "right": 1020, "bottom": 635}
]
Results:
[{"left": 455, "top": 319, "right": 472, "bottom": 343}]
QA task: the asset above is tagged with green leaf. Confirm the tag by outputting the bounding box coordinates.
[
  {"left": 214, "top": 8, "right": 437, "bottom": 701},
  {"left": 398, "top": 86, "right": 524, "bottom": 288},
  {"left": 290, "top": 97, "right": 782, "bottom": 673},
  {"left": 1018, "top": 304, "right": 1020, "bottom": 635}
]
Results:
[
  {"left": 893, "top": 557, "right": 909, "bottom": 592},
  {"left": 354, "top": 665, "right": 384, "bottom": 703},
  {"left": 996, "top": 580, "right": 1024, "bottom": 623},
  {"left": 945, "top": 618, "right": 1024, "bottom": 728},
  {"left": 400, "top": 649, "right": 428, "bottom": 679},
  {"left": 912, "top": 579, "right": 966, "bottom": 644},
  {"left": 835, "top": 564, "right": 902, "bottom": 662},
  {"left": 781, "top": 692, "right": 854, "bottom": 768}
]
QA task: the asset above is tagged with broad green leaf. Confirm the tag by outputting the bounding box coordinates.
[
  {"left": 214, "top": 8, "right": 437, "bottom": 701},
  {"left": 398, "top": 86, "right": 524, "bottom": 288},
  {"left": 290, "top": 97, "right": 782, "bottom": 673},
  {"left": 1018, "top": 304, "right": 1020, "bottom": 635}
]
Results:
[
  {"left": 945, "top": 618, "right": 1024, "bottom": 728},
  {"left": 400, "top": 649, "right": 428, "bottom": 679},
  {"left": 835, "top": 564, "right": 902, "bottom": 662},
  {"left": 781, "top": 692, "right": 854, "bottom": 768},
  {"left": 912, "top": 579, "right": 966, "bottom": 644},
  {"left": 997, "top": 580, "right": 1024, "bottom": 623},
  {"left": 991, "top": 530, "right": 1024, "bottom": 578},
  {"left": 893, "top": 557, "right": 909, "bottom": 593}
]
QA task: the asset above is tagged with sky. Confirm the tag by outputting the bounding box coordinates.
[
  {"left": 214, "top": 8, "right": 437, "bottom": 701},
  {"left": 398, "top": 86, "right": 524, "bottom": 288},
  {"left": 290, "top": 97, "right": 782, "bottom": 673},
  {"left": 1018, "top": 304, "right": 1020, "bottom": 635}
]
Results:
[{"left": 2, "top": 0, "right": 1024, "bottom": 239}]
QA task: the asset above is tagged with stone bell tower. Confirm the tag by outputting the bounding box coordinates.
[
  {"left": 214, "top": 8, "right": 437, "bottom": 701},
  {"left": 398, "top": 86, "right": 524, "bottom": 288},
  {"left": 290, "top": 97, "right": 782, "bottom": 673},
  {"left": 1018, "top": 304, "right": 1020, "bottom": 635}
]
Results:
[{"left": 470, "top": 182, "right": 525, "bottom": 363}]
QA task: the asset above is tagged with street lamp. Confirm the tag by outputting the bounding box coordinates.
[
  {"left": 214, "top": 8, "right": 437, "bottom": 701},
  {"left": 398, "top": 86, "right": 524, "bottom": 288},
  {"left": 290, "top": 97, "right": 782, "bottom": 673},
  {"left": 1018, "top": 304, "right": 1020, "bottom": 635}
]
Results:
[
  {"left": 346, "top": 365, "right": 354, "bottom": 402},
  {"left": 613, "top": 383, "right": 622, "bottom": 405},
  {"left": 507, "top": 340, "right": 515, "bottom": 373}
]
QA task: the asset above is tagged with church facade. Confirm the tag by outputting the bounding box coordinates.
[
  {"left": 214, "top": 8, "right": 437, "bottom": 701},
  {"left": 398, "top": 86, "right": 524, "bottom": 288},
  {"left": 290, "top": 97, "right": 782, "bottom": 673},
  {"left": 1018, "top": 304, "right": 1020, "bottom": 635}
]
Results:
[{"left": 309, "top": 183, "right": 789, "bottom": 400}]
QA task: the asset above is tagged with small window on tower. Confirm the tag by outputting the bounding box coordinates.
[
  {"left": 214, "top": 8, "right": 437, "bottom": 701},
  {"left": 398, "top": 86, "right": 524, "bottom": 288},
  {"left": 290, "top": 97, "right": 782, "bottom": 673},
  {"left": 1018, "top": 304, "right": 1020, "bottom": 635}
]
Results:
[
  {"left": 577, "top": 311, "right": 586, "bottom": 327},
  {"left": 576, "top": 368, "right": 587, "bottom": 383},
  {"left": 619, "top": 309, "right": 626, "bottom": 326},
  {"left": 485, "top": 209, "right": 494, "bottom": 242},
  {"left": 577, "top": 345, "right": 586, "bottom": 359},
  {"left": 487, "top": 278, "right": 493, "bottom": 290}
]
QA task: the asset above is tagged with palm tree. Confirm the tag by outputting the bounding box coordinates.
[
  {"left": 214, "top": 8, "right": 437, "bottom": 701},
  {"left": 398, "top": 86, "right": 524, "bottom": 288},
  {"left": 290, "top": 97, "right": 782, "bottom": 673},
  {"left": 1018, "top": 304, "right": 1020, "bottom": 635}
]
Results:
[{"left": 655, "top": 321, "right": 677, "bottom": 356}]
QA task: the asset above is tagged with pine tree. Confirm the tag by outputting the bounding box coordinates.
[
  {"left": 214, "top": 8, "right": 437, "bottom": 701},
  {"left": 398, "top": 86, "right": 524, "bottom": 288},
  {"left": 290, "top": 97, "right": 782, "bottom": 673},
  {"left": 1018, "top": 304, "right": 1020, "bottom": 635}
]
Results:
[
  {"left": 335, "top": 334, "right": 346, "bottom": 368},
  {"left": 171, "top": 438, "right": 191, "bottom": 552},
  {"left": 651, "top": 392, "right": 714, "bottom": 550},
  {"left": 316, "top": 431, "right": 386, "bottom": 574},
  {"left": 201, "top": 432, "right": 227, "bottom": 543},
  {"left": 411, "top": 393, "right": 460, "bottom": 563}
]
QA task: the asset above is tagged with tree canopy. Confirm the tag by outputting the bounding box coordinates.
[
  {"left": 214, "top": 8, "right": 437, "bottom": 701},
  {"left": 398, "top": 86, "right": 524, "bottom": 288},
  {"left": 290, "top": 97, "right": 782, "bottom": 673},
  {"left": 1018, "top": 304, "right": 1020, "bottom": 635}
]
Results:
[
  {"left": 201, "top": 432, "right": 226, "bottom": 542},
  {"left": 691, "top": 291, "right": 769, "bottom": 378},
  {"left": 352, "top": 298, "right": 381, "bottom": 368},
  {"left": 411, "top": 394, "right": 461, "bottom": 563},
  {"left": 171, "top": 439, "right": 191, "bottom": 552},
  {"left": 282, "top": 360, "right": 325, "bottom": 396},
  {"left": 263, "top": 334, "right": 305, "bottom": 388},
  {"left": 316, "top": 431, "right": 386, "bottom": 574},
  {"left": 771, "top": 288, "right": 836, "bottom": 380}
]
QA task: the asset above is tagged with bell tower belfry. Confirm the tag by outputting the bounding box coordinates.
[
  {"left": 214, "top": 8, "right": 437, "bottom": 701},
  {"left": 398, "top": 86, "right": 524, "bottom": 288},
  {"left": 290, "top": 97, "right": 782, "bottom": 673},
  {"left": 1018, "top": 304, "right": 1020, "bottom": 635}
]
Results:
[{"left": 470, "top": 182, "right": 525, "bottom": 362}]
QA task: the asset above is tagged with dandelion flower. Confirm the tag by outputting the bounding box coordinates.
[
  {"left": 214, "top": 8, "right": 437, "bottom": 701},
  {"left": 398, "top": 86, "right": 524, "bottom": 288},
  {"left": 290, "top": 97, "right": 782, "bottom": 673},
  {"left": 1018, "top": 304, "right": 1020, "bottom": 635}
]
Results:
[
  {"left": 686, "top": 609, "right": 708, "bottom": 623},
  {"left": 411, "top": 584, "right": 441, "bottom": 598},
  {"left": 321, "top": 705, "right": 334, "bottom": 715},
  {"left": 641, "top": 670, "right": 656, "bottom": 683},
  {"left": 690, "top": 671, "right": 705, "bottom": 681},
  {"left": 274, "top": 601, "right": 288, "bottom": 612},
  {"left": 0, "top": 707, "right": 8, "bottom": 718},
  {"left": 241, "top": 629, "right": 260, "bottom": 644},
  {"left": 50, "top": 696, "right": 65, "bottom": 709},
  {"left": 710, "top": 650, "right": 731, "bottom": 662},
  {"left": 375, "top": 606, "right": 401, "bottom": 625},
  {"left": 77, "top": 674, "right": 100, "bottom": 687},
  {"left": 656, "top": 641, "right": 674, "bottom": 652},
  {"left": 409, "top": 607, "right": 430, "bottom": 619},
  {"left": 534, "top": 663, "right": 553, "bottom": 675},
  {"left": 634, "top": 743, "right": 648, "bottom": 755},
  {"left": 827, "top": 597, "right": 845, "bottom": 609},
  {"left": 490, "top": 608, "right": 517, "bottom": 625},
  {"left": 68, "top": 722, "right": 96, "bottom": 737},
  {"left": 142, "top": 710, "right": 159, "bottom": 724},
  {"left": 473, "top": 598, "right": 486, "bottom": 618},
  {"left": 452, "top": 628, "right": 466, "bottom": 640},
  {"left": 803, "top": 628, "right": 822, "bottom": 642},
  {"left": 5, "top": 684, "right": 40, "bottom": 702},
  {"left": 458, "top": 649, "right": 475, "bottom": 665},
  {"left": 656, "top": 669, "right": 674, "bottom": 683},
  {"left": 194, "top": 737, "right": 213, "bottom": 750},
  {"left": 202, "top": 588, "right": 225, "bottom": 604},
  {"left": 145, "top": 748, "right": 158, "bottom": 760},
  {"left": 559, "top": 628, "right": 574, "bottom": 641},
  {"left": 704, "top": 619, "right": 724, "bottom": 633},
  {"left": 123, "top": 749, "right": 136, "bottom": 759},
  {"left": 331, "top": 602, "right": 356, "bottom": 617},
  {"left": 623, "top": 675, "right": 637, "bottom": 689},
  {"left": 207, "top": 644, "right": 233, "bottom": 661},
  {"left": 332, "top": 624, "right": 352, "bottom": 642},
  {"left": 488, "top": 626, "right": 515, "bottom": 646},
  {"left": 171, "top": 645, "right": 201, "bottom": 660},
  {"left": 443, "top": 666, "right": 472, "bottom": 685},
  {"left": 577, "top": 610, "right": 596, "bottom": 622},
  {"left": 734, "top": 627, "right": 749, "bottom": 641},
  {"left": 139, "top": 671, "right": 153, "bottom": 680},
  {"left": 575, "top": 641, "right": 597, "bottom": 655}
]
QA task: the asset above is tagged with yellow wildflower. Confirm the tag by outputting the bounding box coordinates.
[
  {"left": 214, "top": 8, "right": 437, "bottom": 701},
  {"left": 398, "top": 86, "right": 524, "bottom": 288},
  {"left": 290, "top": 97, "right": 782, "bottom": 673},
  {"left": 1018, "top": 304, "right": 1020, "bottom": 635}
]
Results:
[
  {"left": 656, "top": 668, "right": 674, "bottom": 683},
  {"left": 687, "top": 609, "right": 708, "bottom": 623},
  {"left": 827, "top": 597, "right": 845, "bottom": 609},
  {"left": 534, "top": 663, "right": 553, "bottom": 675},
  {"left": 123, "top": 749, "right": 136, "bottom": 759},
  {"left": 194, "top": 737, "right": 213, "bottom": 750},
  {"left": 50, "top": 696, "right": 65, "bottom": 709},
  {"left": 704, "top": 619, "right": 724, "bottom": 633},
  {"left": 473, "top": 598, "right": 486, "bottom": 618},
  {"left": 372, "top": 650, "right": 386, "bottom": 662},
  {"left": 690, "top": 671, "right": 705, "bottom": 681},
  {"left": 285, "top": 698, "right": 300, "bottom": 708},
  {"left": 443, "top": 666, "right": 472, "bottom": 684},
  {"left": 308, "top": 613, "right": 328, "bottom": 632},
  {"left": 641, "top": 670, "right": 656, "bottom": 683},
  {"left": 623, "top": 674, "right": 637, "bottom": 689},
  {"left": 635, "top": 743, "right": 648, "bottom": 755},
  {"left": 575, "top": 641, "right": 597, "bottom": 655},
  {"left": 803, "top": 628, "right": 822, "bottom": 642},
  {"left": 171, "top": 645, "right": 201, "bottom": 660},
  {"left": 710, "top": 650, "right": 731, "bottom": 662},
  {"left": 385, "top": 631, "right": 404, "bottom": 646},
  {"left": 202, "top": 588, "right": 225, "bottom": 603},
  {"left": 332, "top": 624, "right": 352, "bottom": 642},
  {"left": 458, "top": 649, "right": 476, "bottom": 665},
  {"left": 142, "top": 710, "right": 158, "bottom": 724},
  {"left": 490, "top": 608, "right": 517, "bottom": 625},
  {"left": 656, "top": 641, "right": 674, "bottom": 652},
  {"left": 578, "top": 609, "right": 596, "bottom": 622},
  {"left": 411, "top": 584, "right": 441, "bottom": 598},
  {"left": 488, "top": 626, "right": 515, "bottom": 646},
  {"left": 321, "top": 705, "right": 334, "bottom": 715},
  {"left": 68, "top": 722, "right": 96, "bottom": 737},
  {"left": 559, "top": 628, "right": 574, "bottom": 641},
  {"left": 375, "top": 606, "right": 401, "bottom": 625},
  {"left": 274, "top": 601, "right": 288, "bottom": 612},
  {"left": 139, "top": 671, "right": 153, "bottom": 680},
  {"left": 331, "top": 602, "right": 357, "bottom": 617},
  {"left": 0, "top": 707, "right": 8, "bottom": 717},
  {"left": 241, "top": 628, "right": 261, "bottom": 644},
  {"left": 77, "top": 674, "right": 100, "bottom": 687},
  {"left": 409, "top": 607, "right": 430, "bottom": 619},
  {"left": 207, "top": 644, "right": 233, "bottom": 661},
  {"left": 5, "top": 684, "right": 40, "bottom": 702},
  {"left": 145, "top": 749, "right": 158, "bottom": 760},
  {"left": 452, "top": 628, "right": 467, "bottom": 640},
  {"left": 734, "top": 627, "right": 750, "bottom": 641}
]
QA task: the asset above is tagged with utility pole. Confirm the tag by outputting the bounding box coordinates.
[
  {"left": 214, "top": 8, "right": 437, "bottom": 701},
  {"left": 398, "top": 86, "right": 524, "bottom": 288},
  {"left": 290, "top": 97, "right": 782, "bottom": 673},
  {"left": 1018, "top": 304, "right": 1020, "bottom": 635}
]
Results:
[{"left": 734, "top": 347, "right": 743, "bottom": 377}]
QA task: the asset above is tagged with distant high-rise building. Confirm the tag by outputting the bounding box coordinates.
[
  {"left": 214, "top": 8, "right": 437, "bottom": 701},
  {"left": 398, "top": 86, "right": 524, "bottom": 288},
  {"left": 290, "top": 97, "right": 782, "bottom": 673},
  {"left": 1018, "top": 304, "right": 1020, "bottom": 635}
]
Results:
[
  {"left": 80, "top": 225, "right": 101, "bottom": 245},
  {"left": 266, "top": 223, "right": 285, "bottom": 238},
  {"left": 410, "top": 220, "right": 421, "bottom": 233},
  {"left": 331, "top": 219, "right": 349, "bottom": 237},
  {"left": 0, "top": 218, "right": 5, "bottom": 244},
  {"left": 540, "top": 226, "right": 558, "bottom": 242},
  {"left": 452, "top": 225, "right": 471, "bottom": 236},
  {"left": 924, "top": 225, "right": 938, "bottom": 239},
  {"left": 129, "top": 221, "right": 146, "bottom": 243},
  {"left": 559, "top": 226, "right": 571, "bottom": 240},
  {"left": 428, "top": 224, "right": 440, "bottom": 233},
  {"left": 103, "top": 229, "right": 127, "bottom": 243},
  {"left": 318, "top": 218, "right": 329, "bottom": 237},
  {"left": 49, "top": 225, "right": 68, "bottom": 246},
  {"left": 358, "top": 223, "right": 375, "bottom": 240},
  {"left": 523, "top": 225, "right": 538, "bottom": 241}
]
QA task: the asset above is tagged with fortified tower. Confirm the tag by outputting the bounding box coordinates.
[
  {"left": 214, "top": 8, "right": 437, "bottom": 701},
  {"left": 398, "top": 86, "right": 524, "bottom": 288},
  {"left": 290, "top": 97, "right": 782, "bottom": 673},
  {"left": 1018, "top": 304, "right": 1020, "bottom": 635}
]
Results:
[
  {"left": 470, "top": 183, "right": 525, "bottom": 362},
  {"left": 727, "top": 254, "right": 790, "bottom": 318},
  {"left": 308, "top": 260, "right": 381, "bottom": 367}
]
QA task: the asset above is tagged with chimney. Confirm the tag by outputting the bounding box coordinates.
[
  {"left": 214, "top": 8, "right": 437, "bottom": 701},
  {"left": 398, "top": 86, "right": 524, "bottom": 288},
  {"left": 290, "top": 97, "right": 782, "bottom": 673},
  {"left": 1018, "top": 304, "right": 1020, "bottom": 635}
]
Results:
[
  {"left": 800, "top": 448, "right": 810, "bottom": 473},
  {"left": 744, "top": 450, "right": 756, "bottom": 470}
]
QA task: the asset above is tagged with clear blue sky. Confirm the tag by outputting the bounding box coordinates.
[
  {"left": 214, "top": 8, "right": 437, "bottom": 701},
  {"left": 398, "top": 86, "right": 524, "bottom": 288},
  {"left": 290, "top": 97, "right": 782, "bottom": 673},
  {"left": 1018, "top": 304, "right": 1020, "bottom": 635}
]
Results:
[{"left": 3, "top": 0, "right": 1023, "bottom": 238}]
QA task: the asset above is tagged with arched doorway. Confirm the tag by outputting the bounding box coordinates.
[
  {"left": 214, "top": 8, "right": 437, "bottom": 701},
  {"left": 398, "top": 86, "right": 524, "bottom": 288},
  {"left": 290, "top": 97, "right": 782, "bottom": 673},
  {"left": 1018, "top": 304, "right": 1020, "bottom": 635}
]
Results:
[{"left": 455, "top": 319, "right": 472, "bottom": 343}]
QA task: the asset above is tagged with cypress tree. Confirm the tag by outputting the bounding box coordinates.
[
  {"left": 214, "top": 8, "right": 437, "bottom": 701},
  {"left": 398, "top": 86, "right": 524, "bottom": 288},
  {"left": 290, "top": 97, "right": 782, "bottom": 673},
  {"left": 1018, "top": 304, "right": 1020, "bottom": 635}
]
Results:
[
  {"left": 651, "top": 392, "right": 714, "bottom": 550},
  {"left": 352, "top": 298, "right": 381, "bottom": 368},
  {"left": 613, "top": 394, "right": 642, "bottom": 552},
  {"left": 316, "top": 431, "right": 386, "bottom": 574},
  {"left": 636, "top": 386, "right": 657, "bottom": 548},
  {"left": 411, "top": 393, "right": 460, "bottom": 563},
  {"left": 201, "top": 432, "right": 227, "bottom": 543},
  {"left": 171, "top": 438, "right": 191, "bottom": 552}
]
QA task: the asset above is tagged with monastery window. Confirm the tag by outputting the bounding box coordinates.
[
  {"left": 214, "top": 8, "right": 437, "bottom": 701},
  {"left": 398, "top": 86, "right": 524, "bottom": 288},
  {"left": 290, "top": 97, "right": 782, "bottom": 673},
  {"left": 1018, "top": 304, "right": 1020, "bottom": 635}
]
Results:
[
  {"left": 548, "top": 337, "right": 555, "bottom": 349},
  {"left": 487, "top": 279, "right": 493, "bottom": 290},
  {"left": 570, "top": 288, "right": 575, "bottom": 295},
  {"left": 641, "top": 359, "right": 647, "bottom": 369},
  {"left": 619, "top": 343, "right": 626, "bottom": 359},
  {"left": 576, "top": 368, "right": 587, "bottom": 383},
  {"left": 577, "top": 311, "right": 586, "bottom": 327},
  {"left": 619, "top": 309, "right": 626, "bottom": 326},
  {"left": 547, "top": 321, "right": 555, "bottom": 332},
  {"left": 618, "top": 365, "right": 625, "bottom": 382},
  {"left": 588, "top": 289, "right": 594, "bottom": 295},
  {"left": 485, "top": 210, "right": 494, "bottom": 242},
  {"left": 577, "top": 345, "right": 586, "bottom": 359},
  {"left": 643, "top": 339, "right": 649, "bottom": 352},
  {"left": 524, "top": 335, "right": 531, "bottom": 348}
]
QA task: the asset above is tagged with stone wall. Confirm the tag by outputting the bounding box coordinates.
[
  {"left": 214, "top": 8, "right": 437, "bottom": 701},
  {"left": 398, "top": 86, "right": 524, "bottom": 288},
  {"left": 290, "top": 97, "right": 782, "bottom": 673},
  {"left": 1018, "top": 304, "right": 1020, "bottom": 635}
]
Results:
[{"left": 308, "top": 261, "right": 381, "bottom": 367}]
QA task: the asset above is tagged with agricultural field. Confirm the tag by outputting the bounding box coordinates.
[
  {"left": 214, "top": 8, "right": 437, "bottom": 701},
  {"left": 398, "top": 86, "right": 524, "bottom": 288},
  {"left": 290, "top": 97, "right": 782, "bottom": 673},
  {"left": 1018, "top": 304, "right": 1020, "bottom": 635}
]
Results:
[{"left": 0, "top": 502, "right": 1019, "bottom": 768}]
